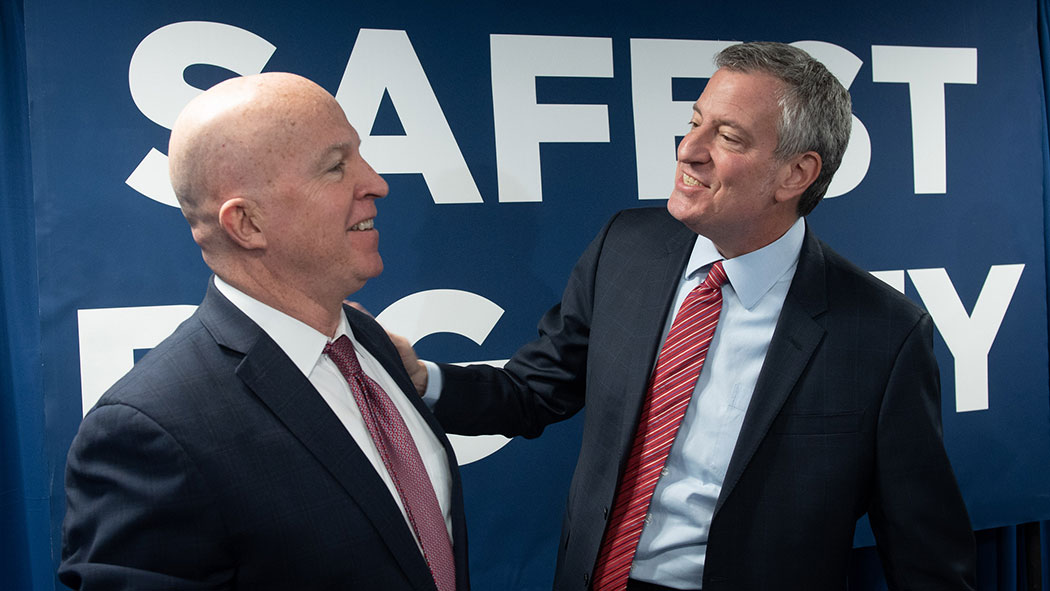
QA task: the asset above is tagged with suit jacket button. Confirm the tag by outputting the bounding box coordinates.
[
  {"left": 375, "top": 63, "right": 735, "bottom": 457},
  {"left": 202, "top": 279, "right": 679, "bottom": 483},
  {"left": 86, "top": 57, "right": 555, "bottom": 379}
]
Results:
[
  {"left": 602, "top": 506, "right": 609, "bottom": 520},
  {"left": 583, "top": 573, "right": 590, "bottom": 586}
]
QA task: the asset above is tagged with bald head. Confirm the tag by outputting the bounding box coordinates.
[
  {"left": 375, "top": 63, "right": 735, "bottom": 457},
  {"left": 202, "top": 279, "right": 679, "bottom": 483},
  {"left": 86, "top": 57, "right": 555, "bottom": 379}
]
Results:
[
  {"left": 168, "top": 73, "right": 342, "bottom": 253},
  {"left": 166, "top": 72, "right": 389, "bottom": 334}
]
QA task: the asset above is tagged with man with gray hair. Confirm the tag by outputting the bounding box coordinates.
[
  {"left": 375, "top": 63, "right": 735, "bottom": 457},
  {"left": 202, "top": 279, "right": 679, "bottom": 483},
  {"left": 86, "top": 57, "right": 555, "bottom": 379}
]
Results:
[
  {"left": 399, "top": 41, "right": 976, "bottom": 589},
  {"left": 60, "top": 72, "right": 469, "bottom": 591}
]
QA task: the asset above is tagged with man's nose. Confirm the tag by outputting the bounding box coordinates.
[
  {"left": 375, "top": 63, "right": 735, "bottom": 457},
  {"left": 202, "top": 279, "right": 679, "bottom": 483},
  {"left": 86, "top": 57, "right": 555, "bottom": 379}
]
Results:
[
  {"left": 677, "top": 128, "right": 710, "bottom": 164},
  {"left": 362, "top": 160, "right": 389, "bottom": 200}
]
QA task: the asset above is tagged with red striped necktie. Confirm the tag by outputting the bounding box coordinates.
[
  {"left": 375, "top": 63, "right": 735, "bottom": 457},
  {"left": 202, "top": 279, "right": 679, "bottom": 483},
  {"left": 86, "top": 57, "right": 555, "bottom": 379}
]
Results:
[
  {"left": 591, "top": 261, "right": 728, "bottom": 590},
  {"left": 324, "top": 335, "right": 456, "bottom": 591}
]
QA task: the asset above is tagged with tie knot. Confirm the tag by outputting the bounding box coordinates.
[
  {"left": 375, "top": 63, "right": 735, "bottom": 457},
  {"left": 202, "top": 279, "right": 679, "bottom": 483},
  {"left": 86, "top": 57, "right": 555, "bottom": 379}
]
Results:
[
  {"left": 324, "top": 334, "right": 363, "bottom": 377},
  {"left": 702, "top": 260, "right": 728, "bottom": 289}
]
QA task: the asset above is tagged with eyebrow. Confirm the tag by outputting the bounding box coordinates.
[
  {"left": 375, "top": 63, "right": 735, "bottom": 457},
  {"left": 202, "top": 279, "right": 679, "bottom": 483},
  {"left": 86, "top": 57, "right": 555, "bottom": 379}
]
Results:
[
  {"left": 315, "top": 142, "right": 354, "bottom": 169},
  {"left": 693, "top": 105, "right": 745, "bottom": 133}
]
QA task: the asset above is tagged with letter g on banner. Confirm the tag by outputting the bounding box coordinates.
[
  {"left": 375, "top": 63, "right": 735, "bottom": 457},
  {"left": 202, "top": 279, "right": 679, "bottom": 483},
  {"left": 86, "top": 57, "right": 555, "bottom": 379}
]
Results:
[{"left": 126, "top": 21, "right": 276, "bottom": 206}]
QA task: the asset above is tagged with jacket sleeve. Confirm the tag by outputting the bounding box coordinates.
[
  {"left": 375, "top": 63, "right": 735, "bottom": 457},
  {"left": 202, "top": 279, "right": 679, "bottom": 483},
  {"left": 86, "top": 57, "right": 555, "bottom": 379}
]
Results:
[
  {"left": 867, "top": 313, "right": 977, "bottom": 589},
  {"left": 433, "top": 213, "right": 622, "bottom": 439},
  {"left": 60, "top": 402, "right": 235, "bottom": 590}
]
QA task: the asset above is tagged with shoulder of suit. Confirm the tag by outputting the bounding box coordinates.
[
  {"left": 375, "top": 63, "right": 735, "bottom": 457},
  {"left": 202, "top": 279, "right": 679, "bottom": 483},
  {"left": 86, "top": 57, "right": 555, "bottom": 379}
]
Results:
[
  {"left": 609, "top": 206, "right": 678, "bottom": 226},
  {"left": 93, "top": 312, "right": 220, "bottom": 411},
  {"left": 815, "top": 237, "right": 927, "bottom": 321},
  {"left": 604, "top": 206, "right": 693, "bottom": 243}
]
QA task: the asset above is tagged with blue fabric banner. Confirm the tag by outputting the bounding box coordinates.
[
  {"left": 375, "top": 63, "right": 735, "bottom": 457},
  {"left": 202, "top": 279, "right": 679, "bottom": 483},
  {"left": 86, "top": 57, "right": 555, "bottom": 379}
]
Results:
[{"left": 15, "top": 0, "right": 1049, "bottom": 588}]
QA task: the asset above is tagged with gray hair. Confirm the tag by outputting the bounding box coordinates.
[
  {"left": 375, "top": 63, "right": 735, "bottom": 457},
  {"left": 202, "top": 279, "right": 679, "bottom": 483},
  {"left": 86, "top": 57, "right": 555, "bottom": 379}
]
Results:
[{"left": 715, "top": 42, "right": 852, "bottom": 215}]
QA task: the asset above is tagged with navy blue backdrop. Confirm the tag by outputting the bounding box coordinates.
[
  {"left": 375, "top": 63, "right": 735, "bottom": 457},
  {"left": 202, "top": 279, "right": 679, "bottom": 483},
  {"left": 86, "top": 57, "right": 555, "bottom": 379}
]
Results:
[{"left": 2, "top": 0, "right": 1049, "bottom": 589}]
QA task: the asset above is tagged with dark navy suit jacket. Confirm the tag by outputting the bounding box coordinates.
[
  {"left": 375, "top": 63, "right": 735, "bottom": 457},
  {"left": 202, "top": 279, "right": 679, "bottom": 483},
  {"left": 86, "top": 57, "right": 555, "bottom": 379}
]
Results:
[
  {"left": 60, "top": 280, "right": 469, "bottom": 591},
  {"left": 435, "top": 207, "right": 975, "bottom": 590}
]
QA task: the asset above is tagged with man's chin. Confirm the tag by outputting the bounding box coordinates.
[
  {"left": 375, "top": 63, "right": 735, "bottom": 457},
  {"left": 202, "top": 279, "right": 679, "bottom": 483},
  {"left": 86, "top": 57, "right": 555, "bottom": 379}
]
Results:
[
  {"left": 344, "top": 259, "right": 383, "bottom": 295},
  {"left": 667, "top": 198, "right": 712, "bottom": 237},
  {"left": 666, "top": 193, "right": 694, "bottom": 223},
  {"left": 364, "top": 258, "right": 384, "bottom": 281}
]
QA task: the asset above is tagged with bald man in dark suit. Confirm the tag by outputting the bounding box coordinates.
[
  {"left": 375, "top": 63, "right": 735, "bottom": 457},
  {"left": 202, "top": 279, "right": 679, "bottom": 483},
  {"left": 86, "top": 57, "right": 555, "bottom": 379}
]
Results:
[{"left": 60, "top": 72, "right": 469, "bottom": 591}]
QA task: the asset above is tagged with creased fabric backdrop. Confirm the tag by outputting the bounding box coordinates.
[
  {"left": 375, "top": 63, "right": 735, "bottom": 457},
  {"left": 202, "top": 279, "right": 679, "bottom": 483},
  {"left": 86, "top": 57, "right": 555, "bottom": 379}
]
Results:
[{"left": 2, "top": 0, "right": 1049, "bottom": 589}]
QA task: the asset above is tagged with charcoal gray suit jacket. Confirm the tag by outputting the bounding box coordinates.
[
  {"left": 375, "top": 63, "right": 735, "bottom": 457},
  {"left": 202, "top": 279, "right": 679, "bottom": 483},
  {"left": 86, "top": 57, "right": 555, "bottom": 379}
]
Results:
[
  {"left": 61, "top": 280, "right": 469, "bottom": 591},
  {"left": 435, "top": 207, "right": 974, "bottom": 590}
]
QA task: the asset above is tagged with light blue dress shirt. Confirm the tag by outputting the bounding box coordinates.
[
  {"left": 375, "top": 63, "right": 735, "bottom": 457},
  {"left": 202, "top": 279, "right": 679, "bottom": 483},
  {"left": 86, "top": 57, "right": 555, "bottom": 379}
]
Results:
[{"left": 629, "top": 217, "right": 804, "bottom": 589}]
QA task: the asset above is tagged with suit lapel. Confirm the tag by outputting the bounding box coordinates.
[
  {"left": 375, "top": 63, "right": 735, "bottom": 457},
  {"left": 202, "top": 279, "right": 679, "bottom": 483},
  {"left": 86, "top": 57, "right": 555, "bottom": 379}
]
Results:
[
  {"left": 198, "top": 281, "right": 438, "bottom": 591},
  {"left": 612, "top": 220, "right": 698, "bottom": 456},
  {"left": 345, "top": 305, "right": 470, "bottom": 582},
  {"left": 714, "top": 227, "right": 828, "bottom": 516},
  {"left": 347, "top": 305, "right": 453, "bottom": 455}
]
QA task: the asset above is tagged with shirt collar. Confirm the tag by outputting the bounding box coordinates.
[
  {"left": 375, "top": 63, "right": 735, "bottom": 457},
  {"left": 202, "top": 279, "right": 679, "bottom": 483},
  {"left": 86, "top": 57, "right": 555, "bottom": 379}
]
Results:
[
  {"left": 213, "top": 276, "right": 350, "bottom": 377},
  {"left": 684, "top": 217, "right": 805, "bottom": 310}
]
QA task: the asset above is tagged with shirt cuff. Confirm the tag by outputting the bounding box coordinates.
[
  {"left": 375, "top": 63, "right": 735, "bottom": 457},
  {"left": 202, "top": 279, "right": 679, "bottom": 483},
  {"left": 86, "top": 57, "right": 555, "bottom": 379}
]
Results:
[{"left": 421, "top": 360, "right": 443, "bottom": 409}]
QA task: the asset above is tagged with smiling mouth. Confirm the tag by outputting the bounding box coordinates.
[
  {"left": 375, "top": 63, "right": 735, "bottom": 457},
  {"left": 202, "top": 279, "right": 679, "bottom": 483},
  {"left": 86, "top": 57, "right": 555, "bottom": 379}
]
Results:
[
  {"left": 349, "top": 218, "right": 374, "bottom": 231},
  {"left": 683, "top": 173, "right": 703, "bottom": 187}
]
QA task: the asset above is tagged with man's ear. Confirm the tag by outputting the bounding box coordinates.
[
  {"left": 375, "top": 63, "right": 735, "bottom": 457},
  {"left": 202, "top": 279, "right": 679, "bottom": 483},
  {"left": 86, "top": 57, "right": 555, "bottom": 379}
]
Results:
[
  {"left": 218, "top": 197, "right": 266, "bottom": 250},
  {"left": 775, "top": 151, "right": 822, "bottom": 204}
]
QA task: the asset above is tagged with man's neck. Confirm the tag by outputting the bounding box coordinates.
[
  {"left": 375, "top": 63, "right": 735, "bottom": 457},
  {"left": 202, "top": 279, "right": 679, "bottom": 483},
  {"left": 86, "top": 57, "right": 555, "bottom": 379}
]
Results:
[
  {"left": 706, "top": 215, "right": 802, "bottom": 260},
  {"left": 216, "top": 270, "right": 342, "bottom": 337}
]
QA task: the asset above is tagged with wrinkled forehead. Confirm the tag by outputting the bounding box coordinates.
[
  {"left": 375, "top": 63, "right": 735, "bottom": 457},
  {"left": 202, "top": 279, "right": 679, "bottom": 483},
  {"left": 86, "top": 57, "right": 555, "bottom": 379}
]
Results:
[{"left": 695, "top": 69, "right": 784, "bottom": 122}]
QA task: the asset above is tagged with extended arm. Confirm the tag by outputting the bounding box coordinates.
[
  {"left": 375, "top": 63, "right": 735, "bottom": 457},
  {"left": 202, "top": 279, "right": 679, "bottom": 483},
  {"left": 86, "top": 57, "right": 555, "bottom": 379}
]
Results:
[{"left": 430, "top": 213, "right": 626, "bottom": 439}]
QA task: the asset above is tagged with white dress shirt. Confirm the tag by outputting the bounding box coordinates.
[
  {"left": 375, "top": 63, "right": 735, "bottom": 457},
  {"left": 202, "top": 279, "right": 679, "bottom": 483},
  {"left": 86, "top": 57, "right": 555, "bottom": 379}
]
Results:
[
  {"left": 629, "top": 217, "right": 804, "bottom": 589},
  {"left": 214, "top": 277, "right": 454, "bottom": 554}
]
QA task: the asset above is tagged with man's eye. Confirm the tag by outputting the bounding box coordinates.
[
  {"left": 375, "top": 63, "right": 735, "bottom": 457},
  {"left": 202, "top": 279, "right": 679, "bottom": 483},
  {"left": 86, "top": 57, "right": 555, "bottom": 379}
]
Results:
[{"left": 330, "top": 161, "right": 346, "bottom": 173}]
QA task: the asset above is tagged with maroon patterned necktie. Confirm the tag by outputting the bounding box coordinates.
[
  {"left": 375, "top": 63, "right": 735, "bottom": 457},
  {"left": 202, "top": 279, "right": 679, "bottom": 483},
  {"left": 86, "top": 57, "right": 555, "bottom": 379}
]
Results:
[
  {"left": 591, "top": 261, "right": 728, "bottom": 590},
  {"left": 324, "top": 335, "right": 456, "bottom": 591}
]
